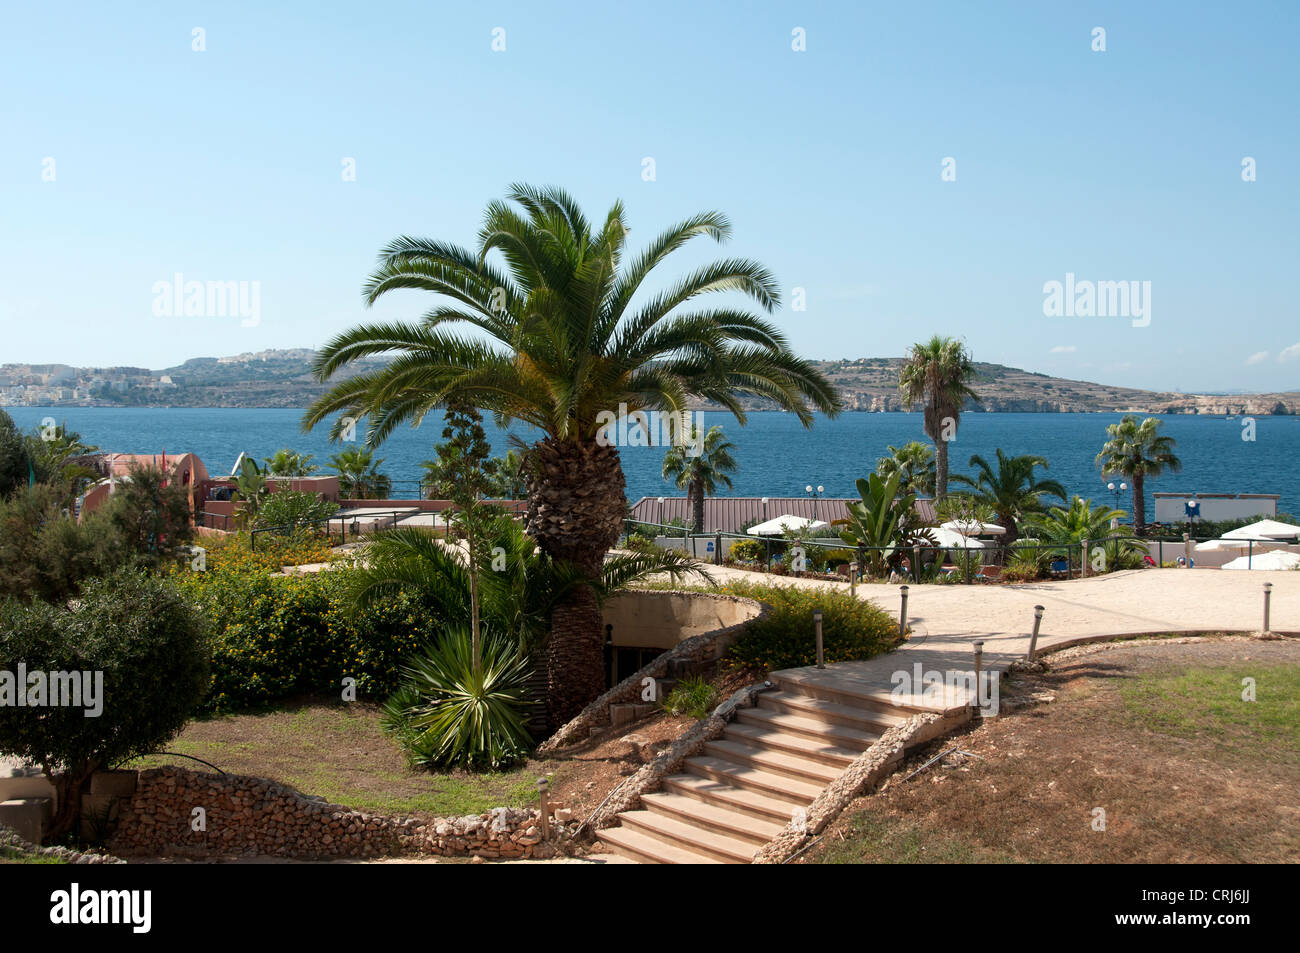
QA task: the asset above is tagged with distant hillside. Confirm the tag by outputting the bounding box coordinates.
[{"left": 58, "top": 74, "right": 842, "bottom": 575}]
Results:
[{"left": 2, "top": 350, "right": 1297, "bottom": 414}]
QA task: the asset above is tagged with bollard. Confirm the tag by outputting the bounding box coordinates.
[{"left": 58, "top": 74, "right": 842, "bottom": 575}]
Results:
[
  {"left": 1028, "top": 605, "right": 1045, "bottom": 660},
  {"left": 537, "top": 777, "right": 550, "bottom": 839},
  {"left": 850, "top": 567, "right": 857, "bottom": 598},
  {"left": 1081, "top": 538, "right": 1089, "bottom": 578},
  {"left": 898, "top": 585, "right": 909, "bottom": 642},
  {"left": 973, "top": 641, "right": 984, "bottom": 707},
  {"left": 1263, "top": 582, "right": 1273, "bottom": 633},
  {"left": 814, "top": 610, "right": 824, "bottom": 669},
  {"left": 714, "top": 532, "right": 722, "bottom": 566},
  {"left": 1183, "top": 532, "right": 1192, "bottom": 568}
]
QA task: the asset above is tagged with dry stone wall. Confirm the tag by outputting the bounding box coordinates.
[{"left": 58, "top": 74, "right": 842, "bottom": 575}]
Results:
[{"left": 108, "top": 767, "right": 553, "bottom": 860}]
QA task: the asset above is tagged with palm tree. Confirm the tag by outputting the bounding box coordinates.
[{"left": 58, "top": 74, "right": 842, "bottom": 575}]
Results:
[
  {"left": 898, "top": 336, "right": 980, "bottom": 500},
  {"left": 231, "top": 457, "right": 268, "bottom": 527},
  {"left": 949, "top": 449, "right": 1066, "bottom": 546},
  {"left": 874, "top": 441, "right": 936, "bottom": 497},
  {"left": 263, "top": 448, "right": 318, "bottom": 476},
  {"left": 1094, "top": 415, "right": 1182, "bottom": 535},
  {"left": 661, "top": 425, "right": 737, "bottom": 534},
  {"left": 303, "top": 184, "right": 841, "bottom": 728},
  {"left": 329, "top": 446, "right": 392, "bottom": 499},
  {"left": 1025, "top": 496, "right": 1139, "bottom": 570}
]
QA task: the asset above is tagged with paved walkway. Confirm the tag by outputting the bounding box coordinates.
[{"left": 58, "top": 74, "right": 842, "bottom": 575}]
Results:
[{"left": 703, "top": 565, "right": 1299, "bottom": 709}]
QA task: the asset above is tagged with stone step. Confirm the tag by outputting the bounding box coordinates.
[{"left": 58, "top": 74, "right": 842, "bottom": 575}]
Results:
[
  {"left": 0, "top": 797, "right": 52, "bottom": 846},
  {"left": 703, "top": 737, "right": 842, "bottom": 785},
  {"left": 759, "top": 690, "right": 909, "bottom": 732},
  {"left": 723, "top": 721, "right": 861, "bottom": 768},
  {"left": 662, "top": 773, "right": 806, "bottom": 825},
  {"left": 618, "top": 810, "right": 756, "bottom": 863},
  {"left": 684, "top": 753, "right": 824, "bottom": 803},
  {"left": 597, "top": 824, "right": 723, "bottom": 864},
  {"left": 769, "top": 673, "right": 961, "bottom": 714},
  {"left": 735, "top": 706, "right": 881, "bottom": 750},
  {"left": 641, "top": 791, "right": 783, "bottom": 845}
]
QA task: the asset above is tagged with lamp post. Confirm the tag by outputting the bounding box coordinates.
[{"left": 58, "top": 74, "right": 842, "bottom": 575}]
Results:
[
  {"left": 806, "top": 484, "right": 824, "bottom": 522},
  {"left": 1107, "top": 481, "right": 1126, "bottom": 564}
]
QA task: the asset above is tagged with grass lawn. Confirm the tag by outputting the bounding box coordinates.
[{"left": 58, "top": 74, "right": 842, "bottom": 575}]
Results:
[
  {"left": 127, "top": 698, "right": 547, "bottom": 817},
  {"left": 803, "top": 637, "right": 1300, "bottom": 864}
]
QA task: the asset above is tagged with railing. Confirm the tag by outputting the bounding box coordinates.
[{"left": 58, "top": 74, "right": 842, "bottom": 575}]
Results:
[
  {"left": 621, "top": 518, "right": 1161, "bottom": 584},
  {"left": 249, "top": 509, "right": 413, "bottom": 550}
]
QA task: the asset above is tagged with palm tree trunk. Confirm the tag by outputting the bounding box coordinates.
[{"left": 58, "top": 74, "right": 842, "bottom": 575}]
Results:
[
  {"left": 691, "top": 477, "right": 704, "bottom": 535},
  {"left": 525, "top": 436, "right": 627, "bottom": 731},
  {"left": 1131, "top": 474, "right": 1146, "bottom": 535}
]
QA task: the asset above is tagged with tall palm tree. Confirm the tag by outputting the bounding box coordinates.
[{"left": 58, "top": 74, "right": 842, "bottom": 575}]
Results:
[
  {"left": 949, "top": 449, "right": 1066, "bottom": 545},
  {"left": 874, "top": 441, "right": 936, "bottom": 497},
  {"left": 898, "top": 336, "right": 980, "bottom": 500},
  {"left": 329, "top": 446, "right": 392, "bottom": 499},
  {"left": 1094, "top": 415, "right": 1181, "bottom": 535},
  {"left": 303, "top": 184, "right": 841, "bottom": 728},
  {"left": 661, "top": 425, "right": 738, "bottom": 534}
]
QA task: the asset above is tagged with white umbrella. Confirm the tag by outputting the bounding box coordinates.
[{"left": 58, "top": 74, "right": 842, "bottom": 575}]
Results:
[
  {"left": 931, "top": 526, "right": 987, "bottom": 549},
  {"left": 940, "top": 519, "right": 1006, "bottom": 536},
  {"left": 1194, "top": 538, "right": 1284, "bottom": 552},
  {"left": 1222, "top": 519, "right": 1300, "bottom": 541},
  {"left": 1221, "top": 550, "right": 1300, "bottom": 571},
  {"left": 746, "top": 515, "right": 829, "bottom": 537}
]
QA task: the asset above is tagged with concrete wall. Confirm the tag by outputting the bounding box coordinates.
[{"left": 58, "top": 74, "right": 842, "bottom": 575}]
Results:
[
  {"left": 1153, "top": 494, "right": 1278, "bottom": 523},
  {"left": 601, "top": 589, "right": 761, "bottom": 651}
]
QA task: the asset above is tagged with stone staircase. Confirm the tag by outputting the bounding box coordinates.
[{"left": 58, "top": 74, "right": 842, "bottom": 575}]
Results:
[{"left": 596, "top": 673, "right": 935, "bottom": 863}]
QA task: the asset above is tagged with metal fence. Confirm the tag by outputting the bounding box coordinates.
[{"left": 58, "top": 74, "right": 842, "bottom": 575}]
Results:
[{"left": 622, "top": 518, "right": 1169, "bottom": 584}]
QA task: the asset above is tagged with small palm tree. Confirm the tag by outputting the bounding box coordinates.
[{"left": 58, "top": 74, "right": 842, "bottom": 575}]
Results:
[
  {"left": 1025, "top": 496, "right": 1136, "bottom": 556},
  {"left": 329, "top": 446, "right": 392, "bottom": 499},
  {"left": 898, "top": 337, "right": 980, "bottom": 500},
  {"left": 231, "top": 457, "right": 268, "bottom": 527},
  {"left": 949, "top": 449, "right": 1066, "bottom": 545},
  {"left": 661, "top": 425, "right": 737, "bottom": 534},
  {"left": 874, "top": 441, "right": 936, "bottom": 497},
  {"left": 304, "top": 184, "right": 840, "bottom": 728},
  {"left": 1095, "top": 415, "right": 1181, "bottom": 535},
  {"left": 263, "top": 448, "right": 318, "bottom": 476}
]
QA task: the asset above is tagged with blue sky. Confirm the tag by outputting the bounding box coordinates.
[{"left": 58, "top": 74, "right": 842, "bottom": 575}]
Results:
[{"left": 2, "top": 1, "right": 1297, "bottom": 393}]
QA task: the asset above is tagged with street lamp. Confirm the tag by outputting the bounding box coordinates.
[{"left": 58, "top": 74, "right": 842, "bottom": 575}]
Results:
[
  {"left": 1106, "top": 481, "right": 1127, "bottom": 563},
  {"left": 806, "top": 484, "right": 824, "bottom": 521}
]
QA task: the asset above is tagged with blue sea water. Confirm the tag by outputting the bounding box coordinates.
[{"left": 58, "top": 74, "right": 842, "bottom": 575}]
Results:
[{"left": 6, "top": 407, "right": 1299, "bottom": 517}]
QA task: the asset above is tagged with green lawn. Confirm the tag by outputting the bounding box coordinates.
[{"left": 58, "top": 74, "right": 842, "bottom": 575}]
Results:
[{"left": 128, "top": 700, "right": 548, "bottom": 817}]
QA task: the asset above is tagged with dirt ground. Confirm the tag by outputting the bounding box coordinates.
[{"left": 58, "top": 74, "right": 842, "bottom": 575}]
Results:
[{"left": 803, "top": 635, "right": 1300, "bottom": 864}]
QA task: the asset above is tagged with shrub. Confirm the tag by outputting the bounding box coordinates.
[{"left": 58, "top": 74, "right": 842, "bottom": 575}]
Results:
[
  {"left": 729, "top": 539, "right": 766, "bottom": 563},
  {"left": 661, "top": 677, "right": 718, "bottom": 719},
  {"left": 0, "top": 410, "right": 31, "bottom": 497},
  {"left": 381, "top": 628, "right": 532, "bottom": 770},
  {"left": 0, "top": 570, "right": 211, "bottom": 837},
  {"left": 1003, "top": 543, "right": 1050, "bottom": 582},
  {"left": 172, "top": 564, "right": 437, "bottom": 712},
  {"left": 253, "top": 489, "right": 339, "bottom": 532},
  {"left": 721, "top": 581, "right": 902, "bottom": 672},
  {"left": 105, "top": 463, "right": 195, "bottom": 566},
  {"left": 0, "top": 485, "right": 127, "bottom": 603}
]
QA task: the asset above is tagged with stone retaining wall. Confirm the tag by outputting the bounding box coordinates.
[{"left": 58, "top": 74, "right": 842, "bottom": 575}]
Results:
[{"left": 107, "top": 767, "right": 554, "bottom": 860}]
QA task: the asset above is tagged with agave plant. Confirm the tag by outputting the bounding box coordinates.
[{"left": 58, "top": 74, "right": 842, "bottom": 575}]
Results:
[
  {"left": 835, "top": 471, "right": 934, "bottom": 578},
  {"left": 381, "top": 627, "right": 533, "bottom": 770}
]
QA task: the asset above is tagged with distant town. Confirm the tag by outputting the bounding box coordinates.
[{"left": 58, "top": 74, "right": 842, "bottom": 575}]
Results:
[{"left": 2, "top": 349, "right": 1298, "bottom": 415}]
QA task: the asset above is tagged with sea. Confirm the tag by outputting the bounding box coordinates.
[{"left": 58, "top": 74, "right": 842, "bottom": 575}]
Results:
[{"left": 6, "top": 407, "right": 1299, "bottom": 517}]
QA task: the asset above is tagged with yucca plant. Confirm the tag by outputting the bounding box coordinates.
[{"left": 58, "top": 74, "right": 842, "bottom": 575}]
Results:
[{"left": 381, "top": 627, "right": 532, "bottom": 770}]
